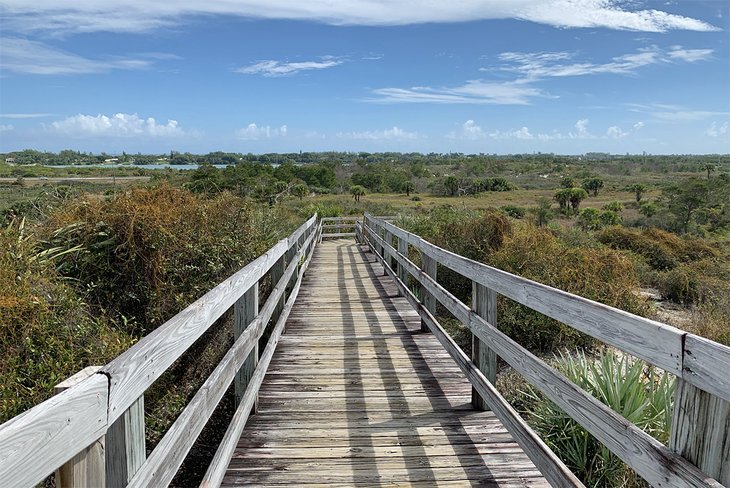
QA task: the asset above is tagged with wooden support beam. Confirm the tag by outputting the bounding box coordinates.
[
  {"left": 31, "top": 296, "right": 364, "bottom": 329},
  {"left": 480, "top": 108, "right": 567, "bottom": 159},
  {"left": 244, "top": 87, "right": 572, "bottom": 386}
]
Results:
[
  {"left": 235, "top": 283, "right": 259, "bottom": 409},
  {"left": 671, "top": 379, "right": 730, "bottom": 486},
  {"left": 472, "top": 282, "right": 497, "bottom": 411},
  {"left": 54, "top": 366, "right": 106, "bottom": 488},
  {"left": 397, "top": 236, "right": 408, "bottom": 289},
  {"left": 105, "top": 396, "right": 145, "bottom": 488},
  {"left": 421, "top": 252, "right": 436, "bottom": 332},
  {"left": 270, "top": 255, "right": 286, "bottom": 325}
]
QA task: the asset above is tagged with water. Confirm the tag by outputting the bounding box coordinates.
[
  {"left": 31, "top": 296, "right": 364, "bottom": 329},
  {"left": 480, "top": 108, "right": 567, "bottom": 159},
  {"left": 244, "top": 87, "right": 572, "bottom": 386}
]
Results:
[{"left": 44, "top": 163, "right": 233, "bottom": 170}]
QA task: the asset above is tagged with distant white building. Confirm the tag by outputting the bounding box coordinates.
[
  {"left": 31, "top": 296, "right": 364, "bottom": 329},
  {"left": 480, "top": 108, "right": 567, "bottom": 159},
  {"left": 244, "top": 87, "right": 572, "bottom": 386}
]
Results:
[{"left": 5, "top": 157, "right": 15, "bottom": 164}]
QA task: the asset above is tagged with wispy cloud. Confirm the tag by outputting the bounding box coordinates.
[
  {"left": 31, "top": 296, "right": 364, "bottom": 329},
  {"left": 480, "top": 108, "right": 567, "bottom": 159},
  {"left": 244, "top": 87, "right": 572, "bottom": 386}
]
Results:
[
  {"left": 493, "top": 45, "right": 713, "bottom": 80},
  {"left": 337, "top": 126, "right": 419, "bottom": 140},
  {"left": 0, "top": 125, "right": 14, "bottom": 132},
  {"left": 235, "top": 123, "right": 287, "bottom": 140},
  {"left": 47, "top": 113, "right": 189, "bottom": 137},
  {"left": 0, "top": 1, "right": 718, "bottom": 35},
  {"left": 370, "top": 80, "right": 551, "bottom": 105},
  {"left": 449, "top": 118, "right": 643, "bottom": 142},
  {"left": 235, "top": 57, "right": 342, "bottom": 76},
  {"left": 629, "top": 103, "right": 730, "bottom": 121},
  {"left": 0, "top": 37, "right": 154, "bottom": 75},
  {"left": 0, "top": 113, "right": 55, "bottom": 119}
]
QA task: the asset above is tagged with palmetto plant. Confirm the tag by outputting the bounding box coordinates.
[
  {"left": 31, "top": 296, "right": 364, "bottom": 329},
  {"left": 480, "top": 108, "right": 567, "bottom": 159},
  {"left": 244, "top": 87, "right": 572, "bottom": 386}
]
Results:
[{"left": 526, "top": 350, "right": 675, "bottom": 487}]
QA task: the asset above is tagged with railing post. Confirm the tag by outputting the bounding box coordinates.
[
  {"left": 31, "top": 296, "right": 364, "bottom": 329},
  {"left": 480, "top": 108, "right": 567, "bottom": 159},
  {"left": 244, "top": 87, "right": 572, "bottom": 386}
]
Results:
[
  {"left": 54, "top": 367, "right": 106, "bottom": 488},
  {"left": 421, "top": 251, "right": 436, "bottom": 332},
  {"left": 670, "top": 379, "right": 730, "bottom": 485},
  {"left": 397, "top": 236, "right": 408, "bottom": 288},
  {"left": 234, "top": 282, "right": 259, "bottom": 410},
  {"left": 271, "top": 254, "right": 286, "bottom": 323},
  {"left": 383, "top": 229, "right": 393, "bottom": 275},
  {"left": 471, "top": 282, "right": 497, "bottom": 411},
  {"left": 106, "top": 395, "right": 145, "bottom": 487}
]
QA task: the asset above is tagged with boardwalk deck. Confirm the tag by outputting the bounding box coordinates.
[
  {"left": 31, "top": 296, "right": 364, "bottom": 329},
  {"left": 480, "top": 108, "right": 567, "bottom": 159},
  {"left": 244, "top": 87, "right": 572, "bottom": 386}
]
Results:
[{"left": 222, "top": 240, "right": 548, "bottom": 487}]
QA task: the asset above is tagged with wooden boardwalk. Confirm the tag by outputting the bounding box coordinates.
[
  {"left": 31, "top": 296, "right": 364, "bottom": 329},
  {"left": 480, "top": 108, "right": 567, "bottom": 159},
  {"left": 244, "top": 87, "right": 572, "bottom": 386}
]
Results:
[{"left": 222, "top": 241, "right": 548, "bottom": 487}]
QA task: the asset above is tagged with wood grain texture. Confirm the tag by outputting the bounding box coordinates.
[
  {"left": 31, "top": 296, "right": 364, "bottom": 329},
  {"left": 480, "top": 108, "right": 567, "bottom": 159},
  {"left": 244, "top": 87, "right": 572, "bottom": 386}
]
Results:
[
  {"left": 365, "top": 220, "right": 723, "bottom": 488},
  {"left": 54, "top": 367, "right": 106, "bottom": 488},
  {"left": 365, "top": 214, "right": 684, "bottom": 377},
  {"left": 105, "top": 396, "right": 145, "bottom": 487},
  {"left": 221, "top": 240, "right": 551, "bottom": 488},
  {"left": 682, "top": 334, "right": 730, "bottom": 404},
  {"left": 472, "top": 282, "right": 497, "bottom": 411},
  {"left": 103, "top": 217, "right": 316, "bottom": 424},
  {"left": 234, "top": 283, "right": 259, "bottom": 408},
  {"left": 0, "top": 373, "right": 108, "bottom": 488}
]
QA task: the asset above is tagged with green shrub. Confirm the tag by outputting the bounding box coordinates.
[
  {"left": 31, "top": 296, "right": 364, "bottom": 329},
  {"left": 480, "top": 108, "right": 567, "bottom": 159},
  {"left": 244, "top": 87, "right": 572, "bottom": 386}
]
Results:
[
  {"left": 501, "top": 204, "right": 526, "bottom": 219},
  {"left": 526, "top": 350, "right": 674, "bottom": 487}
]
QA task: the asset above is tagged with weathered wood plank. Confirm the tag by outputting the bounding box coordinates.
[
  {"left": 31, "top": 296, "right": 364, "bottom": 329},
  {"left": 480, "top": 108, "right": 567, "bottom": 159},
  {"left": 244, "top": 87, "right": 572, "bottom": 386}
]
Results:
[
  {"left": 54, "top": 367, "right": 106, "bottom": 488},
  {"left": 105, "top": 396, "right": 145, "bottom": 487},
  {"left": 366, "top": 213, "right": 685, "bottom": 376},
  {"left": 234, "top": 283, "right": 258, "bottom": 408},
  {"left": 472, "top": 281, "right": 497, "bottom": 411},
  {"left": 0, "top": 373, "right": 108, "bottom": 488}
]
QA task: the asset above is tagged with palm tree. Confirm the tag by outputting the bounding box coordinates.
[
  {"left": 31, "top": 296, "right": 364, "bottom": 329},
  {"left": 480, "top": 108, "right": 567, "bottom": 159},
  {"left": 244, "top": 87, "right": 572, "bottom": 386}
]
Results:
[{"left": 351, "top": 185, "right": 366, "bottom": 202}]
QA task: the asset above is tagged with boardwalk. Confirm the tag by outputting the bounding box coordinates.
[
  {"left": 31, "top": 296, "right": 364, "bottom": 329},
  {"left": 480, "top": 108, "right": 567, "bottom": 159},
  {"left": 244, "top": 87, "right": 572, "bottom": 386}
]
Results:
[{"left": 222, "top": 241, "right": 548, "bottom": 486}]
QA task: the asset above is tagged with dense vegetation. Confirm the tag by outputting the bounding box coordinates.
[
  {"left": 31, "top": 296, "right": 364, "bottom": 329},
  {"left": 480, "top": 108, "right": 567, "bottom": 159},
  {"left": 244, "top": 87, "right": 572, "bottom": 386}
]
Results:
[{"left": 1, "top": 150, "right": 729, "bottom": 487}]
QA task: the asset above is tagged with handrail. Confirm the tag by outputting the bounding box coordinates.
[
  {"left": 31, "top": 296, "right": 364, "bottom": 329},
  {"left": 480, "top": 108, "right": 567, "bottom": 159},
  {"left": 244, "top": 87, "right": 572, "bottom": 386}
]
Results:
[
  {"left": 0, "top": 214, "right": 320, "bottom": 488},
  {"left": 362, "top": 213, "right": 729, "bottom": 488}
]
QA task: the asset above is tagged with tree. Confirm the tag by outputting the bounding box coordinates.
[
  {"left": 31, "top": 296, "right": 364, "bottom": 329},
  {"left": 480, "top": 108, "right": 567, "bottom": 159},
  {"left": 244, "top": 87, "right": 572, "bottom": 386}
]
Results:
[
  {"left": 292, "top": 183, "right": 308, "bottom": 200},
  {"left": 582, "top": 177, "right": 604, "bottom": 197},
  {"left": 444, "top": 176, "right": 459, "bottom": 196},
  {"left": 702, "top": 163, "right": 716, "bottom": 180},
  {"left": 532, "top": 198, "right": 552, "bottom": 227},
  {"left": 554, "top": 188, "right": 572, "bottom": 213},
  {"left": 628, "top": 184, "right": 647, "bottom": 202},
  {"left": 663, "top": 180, "right": 706, "bottom": 234},
  {"left": 560, "top": 176, "right": 576, "bottom": 188},
  {"left": 350, "top": 185, "right": 366, "bottom": 202},
  {"left": 403, "top": 181, "right": 415, "bottom": 197},
  {"left": 568, "top": 188, "right": 589, "bottom": 213}
]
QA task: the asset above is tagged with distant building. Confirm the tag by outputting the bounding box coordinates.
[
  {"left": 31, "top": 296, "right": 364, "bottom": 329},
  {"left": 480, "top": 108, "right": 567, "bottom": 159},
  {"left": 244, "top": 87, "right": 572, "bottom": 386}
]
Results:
[{"left": 5, "top": 157, "right": 15, "bottom": 164}]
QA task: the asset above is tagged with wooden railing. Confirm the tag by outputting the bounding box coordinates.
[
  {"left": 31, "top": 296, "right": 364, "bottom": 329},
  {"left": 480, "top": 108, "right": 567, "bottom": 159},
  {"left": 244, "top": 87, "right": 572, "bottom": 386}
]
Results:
[
  {"left": 0, "top": 215, "right": 321, "bottom": 488},
  {"left": 319, "top": 216, "right": 361, "bottom": 240},
  {"left": 362, "top": 213, "right": 730, "bottom": 488}
]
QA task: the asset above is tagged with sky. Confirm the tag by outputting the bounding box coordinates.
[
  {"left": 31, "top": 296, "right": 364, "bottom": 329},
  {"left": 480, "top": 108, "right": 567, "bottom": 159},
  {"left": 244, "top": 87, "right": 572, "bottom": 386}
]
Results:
[{"left": 0, "top": 0, "right": 729, "bottom": 155}]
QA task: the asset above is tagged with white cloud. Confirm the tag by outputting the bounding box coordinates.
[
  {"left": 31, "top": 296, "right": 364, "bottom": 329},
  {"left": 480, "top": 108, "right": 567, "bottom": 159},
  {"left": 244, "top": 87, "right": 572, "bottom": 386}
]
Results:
[
  {"left": 0, "top": 1, "right": 718, "bottom": 36},
  {"left": 447, "top": 120, "right": 486, "bottom": 140},
  {"left": 705, "top": 122, "right": 729, "bottom": 137},
  {"left": 606, "top": 126, "right": 628, "bottom": 139},
  {"left": 371, "top": 80, "right": 550, "bottom": 105},
  {"left": 0, "top": 124, "right": 14, "bottom": 132},
  {"left": 633, "top": 121, "right": 645, "bottom": 130},
  {"left": 627, "top": 103, "right": 730, "bottom": 122},
  {"left": 235, "top": 123, "right": 288, "bottom": 140},
  {"left": 570, "top": 119, "right": 592, "bottom": 138},
  {"left": 48, "top": 113, "right": 187, "bottom": 137},
  {"left": 489, "top": 126, "right": 534, "bottom": 140},
  {"left": 0, "top": 37, "right": 154, "bottom": 75},
  {"left": 494, "top": 45, "right": 713, "bottom": 80},
  {"left": 235, "top": 58, "right": 342, "bottom": 77},
  {"left": 667, "top": 47, "right": 714, "bottom": 62},
  {"left": 337, "top": 126, "right": 419, "bottom": 140},
  {"left": 0, "top": 113, "right": 54, "bottom": 119}
]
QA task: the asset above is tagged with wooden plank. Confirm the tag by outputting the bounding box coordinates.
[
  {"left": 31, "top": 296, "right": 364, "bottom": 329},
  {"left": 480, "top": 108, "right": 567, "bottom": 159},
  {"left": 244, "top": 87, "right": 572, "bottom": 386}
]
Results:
[
  {"left": 54, "top": 367, "right": 106, "bottom": 488},
  {"left": 682, "top": 334, "right": 730, "bottom": 403},
  {"left": 0, "top": 373, "right": 108, "bottom": 488},
  {"left": 472, "top": 281, "right": 497, "bottom": 411},
  {"left": 234, "top": 283, "right": 258, "bottom": 408},
  {"left": 128, "top": 229, "right": 316, "bottom": 488},
  {"left": 366, "top": 241, "right": 584, "bottom": 488},
  {"left": 105, "top": 396, "right": 145, "bottom": 487},
  {"left": 103, "top": 217, "right": 316, "bottom": 423},
  {"left": 201, "top": 227, "right": 317, "bottom": 488},
  {"left": 421, "top": 250, "right": 436, "bottom": 333},
  {"left": 671, "top": 379, "right": 730, "bottom": 486},
  {"left": 366, "top": 214, "right": 685, "bottom": 377}
]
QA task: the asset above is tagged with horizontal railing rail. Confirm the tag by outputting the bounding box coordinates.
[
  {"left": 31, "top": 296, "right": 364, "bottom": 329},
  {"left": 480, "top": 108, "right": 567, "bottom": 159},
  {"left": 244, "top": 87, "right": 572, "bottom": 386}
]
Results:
[
  {"left": 0, "top": 214, "right": 321, "bottom": 488},
  {"left": 320, "top": 215, "right": 396, "bottom": 240},
  {"left": 362, "top": 212, "right": 729, "bottom": 488}
]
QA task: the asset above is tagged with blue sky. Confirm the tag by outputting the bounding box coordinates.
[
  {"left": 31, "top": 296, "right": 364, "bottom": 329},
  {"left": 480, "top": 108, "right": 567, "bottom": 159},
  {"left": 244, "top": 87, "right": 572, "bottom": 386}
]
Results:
[{"left": 1, "top": 0, "right": 728, "bottom": 154}]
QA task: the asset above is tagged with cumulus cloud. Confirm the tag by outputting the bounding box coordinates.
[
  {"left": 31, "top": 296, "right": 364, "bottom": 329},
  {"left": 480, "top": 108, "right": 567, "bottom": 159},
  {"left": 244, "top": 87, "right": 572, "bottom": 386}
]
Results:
[
  {"left": 337, "top": 126, "right": 419, "bottom": 140},
  {"left": 235, "top": 123, "right": 288, "bottom": 140},
  {"left": 606, "top": 126, "right": 628, "bottom": 139},
  {"left": 48, "top": 113, "right": 187, "bottom": 137},
  {"left": 570, "top": 119, "right": 592, "bottom": 138},
  {"left": 0, "top": 37, "right": 155, "bottom": 75},
  {"left": 447, "top": 120, "right": 486, "bottom": 140},
  {"left": 633, "top": 121, "right": 645, "bottom": 130},
  {"left": 235, "top": 58, "right": 342, "bottom": 77},
  {"left": 0, "top": 1, "right": 718, "bottom": 35},
  {"left": 489, "top": 126, "right": 534, "bottom": 140},
  {"left": 705, "top": 122, "right": 729, "bottom": 137}
]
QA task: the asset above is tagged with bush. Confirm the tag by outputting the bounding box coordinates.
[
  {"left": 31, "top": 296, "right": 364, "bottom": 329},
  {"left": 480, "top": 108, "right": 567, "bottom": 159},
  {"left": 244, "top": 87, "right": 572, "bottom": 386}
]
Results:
[
  {"left": 526, "top": 350, "right": 674, "bottom": 487},
  {"left": 596, "top": 227, "right": 717, "bottom": 271},
  {"left": 0, "top": 220, "right": 133, "bottom": 422},
  {"left": 501, "top": 204, "right": 526, "bottom": 219}
]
